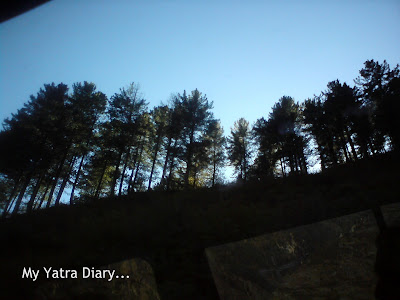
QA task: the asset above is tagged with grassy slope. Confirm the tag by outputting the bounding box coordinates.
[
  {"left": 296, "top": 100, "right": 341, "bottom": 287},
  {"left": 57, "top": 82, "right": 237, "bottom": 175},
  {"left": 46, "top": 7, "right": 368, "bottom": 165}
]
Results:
[{"left": 0, "top": 152, "right": 399, "bottom": 299}]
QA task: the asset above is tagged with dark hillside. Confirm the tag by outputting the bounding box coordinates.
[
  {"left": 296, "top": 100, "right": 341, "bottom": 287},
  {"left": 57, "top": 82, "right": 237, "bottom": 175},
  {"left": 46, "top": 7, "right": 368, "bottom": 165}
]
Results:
[{"left": 0, "top": 151, "right": 399, "bottom": 299}]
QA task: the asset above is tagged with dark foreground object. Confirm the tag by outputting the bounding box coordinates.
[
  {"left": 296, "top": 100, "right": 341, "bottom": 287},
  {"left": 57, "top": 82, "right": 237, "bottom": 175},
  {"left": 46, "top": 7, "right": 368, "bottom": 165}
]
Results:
[{"left": 375, "top": 227, "right": 400, "bottom": 300}]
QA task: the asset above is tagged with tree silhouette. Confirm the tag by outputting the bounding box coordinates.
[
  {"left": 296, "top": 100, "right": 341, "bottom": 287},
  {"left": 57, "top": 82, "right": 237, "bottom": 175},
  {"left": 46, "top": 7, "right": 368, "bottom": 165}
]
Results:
[
  {"left": 355, "top": 59, "right": 400, "bottom": 151},
  {"left": 205, "top": 119, "right": 226, "bottom": 187},
  {"left": 147, "top": 106, "right": 169, "bottom": 190},
  {"left": 67, "top": 82, "right": 107, "bottom": 204},
  {"left": 228, "top": 118, "right": 252, "bottom": 182},
  {"left": 253, "top": 96, "right": 307, "bottom": 177},
  {"left": 106, "top": 83, "right": 148, "bottom": 196},
  {"left": 1, "top": 83, "right": 71, "bottom": 215},
  {"left": 324, "top": 80, "right": 359, "bottom": 162},
  {"left": 303, "top": 95, "right": 331, "bottom": 169},
  {"left": 179, "top": 89, "right": 215, "bottom": 188}
]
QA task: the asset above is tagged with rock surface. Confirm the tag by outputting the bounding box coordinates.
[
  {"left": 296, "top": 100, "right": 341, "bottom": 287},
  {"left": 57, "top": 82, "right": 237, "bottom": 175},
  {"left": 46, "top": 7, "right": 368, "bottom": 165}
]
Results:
[
  {"left": 381, "top": 202, "right": 400, "bottom": 227},
  {"left": 206, "top": 203, "right": 400, "bottom": 300},
  {"left": 33, "top": 258, "right": 160, "bottom": 300}
]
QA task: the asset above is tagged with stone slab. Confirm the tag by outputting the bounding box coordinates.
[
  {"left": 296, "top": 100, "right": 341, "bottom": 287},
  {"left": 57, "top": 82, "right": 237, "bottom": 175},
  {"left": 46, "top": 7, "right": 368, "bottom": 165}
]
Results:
[
  {"left": 206, "top": 203, "right": 400, "bottom": 300},
  {"left": 381, "top": 202, "right": 400, "bottom": 227}
]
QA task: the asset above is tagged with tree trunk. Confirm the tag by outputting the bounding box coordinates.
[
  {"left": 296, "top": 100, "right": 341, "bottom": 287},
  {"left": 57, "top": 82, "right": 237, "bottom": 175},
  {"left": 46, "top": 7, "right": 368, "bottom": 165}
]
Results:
[
  {"left": 280, "top": 157, "right": 286, "bottom": 177},
  {"left": 301, "top": 150, "right": 308, "bottom": 174},
  {"left": 161, "top": 137, "right": 172, "bottom": 180},
  {"left": 212, "top": 149, "right": 216, "bottom": 187},
  {"left": 360, "top": 141, "right": 370, "bottom": 159},
  {"left": 345, "top": 127, "right": 358, "bottom": 160},
  {"left": 167, "top": 139, "right": 178, "bottom": 191},
  {"left": 11, "top": 174, "right": 33, "bottom": 216},
  {"left": 55, "top": 156, "right": 76, "bottom": 206},
  {"left": 70, "top": 154, "right": 85, "bottom": 205},
  {"left": 127, "top": 139, "right": 143, "bottom": 194},
  {"left": 294, "top": 153, "right": 300, "bottom": 174},
  {"left": 316, "top": 143, "right": 326, "bottom": 171},
  {"left": 369, "top": 137, "right": 377, "bottom": 155},
  {"left": 328, "top": 137, "right": 338, "bottom": 165},
  {"left": 46, "top": 148, "right": 70, "bottom": 208},
  {"left": 132, "top": 144, "right": 145, "bottom": 189},
  {"left": 184, "top": 128, "right": 195, "bottom": 188},
  {"left": 288, "top": 151, "right": 295, "bottom": 174},
  {"left": 2, "top": 177, "right": 21, "bottom": 218},
  {"left": 342, "top": 139, "right": 350, "bottom": 162},
  {"left": 26, "top": 170, "right": 46, "bottom": 214},
  {"left": 167, "top": 157, "right": 175, "bottom": 191},
  {"left": 148, "top": 136, "right": 161, "bottom": 191},
  {"left": 110, "top": 150, "right": 123, "bottom": 197},
  {"left": 243, "top": 141, "right": 247, "bottom": 181},
  {"left": 95, "top": 160, "right": 108, "bottom": 199},
  {"left": 127, "top": 169, "right": 135, "bottom": 195},
  {"left": 193, "top": 166, "right": 197, "bottom": 188},
  {"left": 119, "top": 148, "right": 131, "bottom": 196},
  {"left": 6, "top": 196, "right": 17, "bottom": 215},
  {"left": 36, "top": 182, "right": 51, "bottom": 210}
]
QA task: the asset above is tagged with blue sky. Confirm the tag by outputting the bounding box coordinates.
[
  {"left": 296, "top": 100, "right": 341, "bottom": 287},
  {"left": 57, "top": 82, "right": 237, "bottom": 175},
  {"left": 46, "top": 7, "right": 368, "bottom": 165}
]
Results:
[{"left": 1, "top": 0, "right": 399, "bottom": 142}]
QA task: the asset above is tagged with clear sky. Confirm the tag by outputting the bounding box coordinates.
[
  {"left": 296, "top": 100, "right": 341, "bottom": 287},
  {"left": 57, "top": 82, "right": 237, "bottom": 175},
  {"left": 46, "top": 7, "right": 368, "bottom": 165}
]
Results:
[{"left": 1, "top": 0, "right": 399, "bottom": 141}]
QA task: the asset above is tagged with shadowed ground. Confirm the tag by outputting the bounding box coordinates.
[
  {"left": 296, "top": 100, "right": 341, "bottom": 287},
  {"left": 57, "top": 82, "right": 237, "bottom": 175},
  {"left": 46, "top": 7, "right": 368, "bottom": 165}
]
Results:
[{"left": 0, "top": 152, "right": 399, "bottom": 299}]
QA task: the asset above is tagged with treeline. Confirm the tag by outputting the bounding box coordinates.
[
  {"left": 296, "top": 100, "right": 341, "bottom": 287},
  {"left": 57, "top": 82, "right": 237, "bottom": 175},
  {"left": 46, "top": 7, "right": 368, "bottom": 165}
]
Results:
[
  {"left": 237, "top": 59, "right": 400, "bottom": 180},
  {"left": 0, "top": 85, "right": 226, "bottom": 216},
  {"left": 0, "top": 59, "right": 399, "bottom": 216}
]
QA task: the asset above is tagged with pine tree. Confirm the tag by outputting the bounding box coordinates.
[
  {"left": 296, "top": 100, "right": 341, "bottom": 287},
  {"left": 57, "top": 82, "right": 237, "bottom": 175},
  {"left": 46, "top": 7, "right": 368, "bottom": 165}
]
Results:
[{"left": 228, "top": 118, "right": 252, "bottom": 181}]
